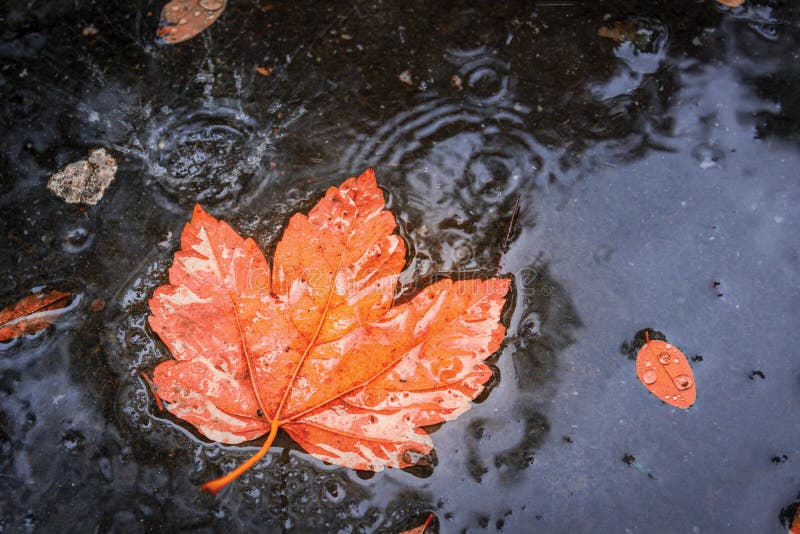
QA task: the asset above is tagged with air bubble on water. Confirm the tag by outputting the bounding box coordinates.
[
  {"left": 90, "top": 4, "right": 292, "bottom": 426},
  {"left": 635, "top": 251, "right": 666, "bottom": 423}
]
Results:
[
  {"left": 60, "top": 429, "right": 85, "bottom": 451},
  {"left": 99, "top": 457, "right": 113, "bottom": 482},
  {"left": 323, "top": 480, "right": 345, "bottom": 504},
  {"left": 692, "top": 143, "right": 723, "bottom": 170},
  {"left": 62, "top": 226, "right": 93, "bottom": 253},
  {"left": 204, "top": 445, "right": 222, "bottom": 459}
]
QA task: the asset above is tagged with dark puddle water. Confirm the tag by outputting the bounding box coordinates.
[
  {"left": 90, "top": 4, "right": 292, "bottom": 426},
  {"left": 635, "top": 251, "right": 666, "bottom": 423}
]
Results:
[{"left": 1, "top": 1, "right": 799, "bottom": 532}]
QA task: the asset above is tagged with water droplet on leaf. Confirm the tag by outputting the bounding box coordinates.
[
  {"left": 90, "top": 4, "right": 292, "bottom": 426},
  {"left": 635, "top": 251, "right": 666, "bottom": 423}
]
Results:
[
  {"left": 674, "top": 375, "right": 693, "bottom": 390},
  {"left": 642, "top": 370, "right": 657, "bottom": 384}
]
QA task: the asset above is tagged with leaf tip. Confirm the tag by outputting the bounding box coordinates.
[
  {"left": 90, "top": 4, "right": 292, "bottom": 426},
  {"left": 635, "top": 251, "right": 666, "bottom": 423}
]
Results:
[
  {"left": 358, "top": 167, "right": 377, "bottom": 183},
  {"left": 192, "top": 203, "right": 207, "bottom": 218}
]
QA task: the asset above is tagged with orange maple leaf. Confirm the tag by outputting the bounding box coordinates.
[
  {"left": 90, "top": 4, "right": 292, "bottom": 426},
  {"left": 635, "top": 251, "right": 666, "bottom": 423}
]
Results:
[
  {"left": 147, "top": 169, "right": 510, "bottom": 493},
  {"left": 635, "top": 332, "right": 696, "bottom": 409},
  {"left": 0, "top": 289, "right": 71, "bottom": 341}
]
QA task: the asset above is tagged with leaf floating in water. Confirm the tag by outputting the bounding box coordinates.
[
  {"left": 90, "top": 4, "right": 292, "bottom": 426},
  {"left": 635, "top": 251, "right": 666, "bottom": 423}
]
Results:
[
  {"left": 157, "top": 0, "right": 227, "bottom": 44},
  {"left": 715, "top": 0, "right": 744, "bottom": 6},
  {"left": 635, "top": 332, "right": 696, "bottom": 409},
  {"left": 0, "top": 289, "right": 72, "bottom": 341},
  {"left": 145, "top": 169, "right": 510, "bottom": 493}
]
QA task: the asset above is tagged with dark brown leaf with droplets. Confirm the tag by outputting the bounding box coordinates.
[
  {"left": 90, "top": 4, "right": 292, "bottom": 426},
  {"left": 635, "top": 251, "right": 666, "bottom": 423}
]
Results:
[{"left": 158, "top": 0, "right": 227, "bottom": 44}]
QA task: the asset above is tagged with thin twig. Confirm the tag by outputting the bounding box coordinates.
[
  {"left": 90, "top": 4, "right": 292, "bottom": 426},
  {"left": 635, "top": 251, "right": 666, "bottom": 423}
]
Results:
[{"left": 496, "top": 193, "right": 521, "bottom": 274}]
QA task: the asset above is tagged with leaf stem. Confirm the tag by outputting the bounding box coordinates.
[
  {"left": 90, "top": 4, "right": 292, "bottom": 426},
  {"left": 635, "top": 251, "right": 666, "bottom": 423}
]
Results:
[
  {"left": 420, "top": 513, "right": 435, "bottom": 532},
  {"left": 201, "top": 419, "right": 281, "bottom": 494}
]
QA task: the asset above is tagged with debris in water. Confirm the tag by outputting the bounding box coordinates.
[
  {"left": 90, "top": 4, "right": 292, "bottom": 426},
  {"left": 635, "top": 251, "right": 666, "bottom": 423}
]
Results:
[
  {"left": 713, "top": 280, "right": 723, "bottom": 297},
  {"left": 398, "top": 69, "right": 414, "bottom": 86},
  {"left": 47, "top": 148, "right": 117, "bottom": 205},
  {"left": 88, "top": 298, "right": 105, "bottom": 313},
  {"left": 622, "top": 453, "right": 655, "bottom": 479}
]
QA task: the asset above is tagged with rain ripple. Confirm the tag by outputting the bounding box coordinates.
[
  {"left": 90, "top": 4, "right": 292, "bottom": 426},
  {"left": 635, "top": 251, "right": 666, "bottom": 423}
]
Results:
[
  {"left": 340, "top": 85, "right": 567, "bottom": 272},
  {"left": 140, "top": 102, "right": 275, "bottom": 211}
]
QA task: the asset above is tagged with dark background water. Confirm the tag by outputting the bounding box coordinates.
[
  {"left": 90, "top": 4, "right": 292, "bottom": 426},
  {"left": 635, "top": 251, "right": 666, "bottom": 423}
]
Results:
[{"left": 1, "top": 1, "right": 799, "bottom": 532}]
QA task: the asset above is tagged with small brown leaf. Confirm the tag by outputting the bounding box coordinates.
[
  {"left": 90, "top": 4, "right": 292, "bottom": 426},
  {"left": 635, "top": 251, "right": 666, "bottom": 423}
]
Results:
[
  {"left": 598, "top": 22, "right": 634, "bottom": 43},
  {"left": 158, "top": 0, "right": 227, "bottom": 44},
  {"left": 635, "top": 332, "right": 696, "bottom": 409},
  {"left": 0, "top": 290, "right": 71, "bottom": 341},
  {"left": 716, "top": 0, "right": 744, "bottom": 6}
]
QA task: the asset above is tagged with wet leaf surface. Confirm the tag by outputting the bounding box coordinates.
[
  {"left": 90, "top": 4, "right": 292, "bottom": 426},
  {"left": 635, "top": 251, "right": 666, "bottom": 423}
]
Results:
[
  {"left": 635, "top": 333, "right": 696, "bottom": 409},
  {"left": 0, "top": 290, "right": 71, "bottom": 341},
  {"left": 146, "top": 170, "right": 510, "bottom": 492}
]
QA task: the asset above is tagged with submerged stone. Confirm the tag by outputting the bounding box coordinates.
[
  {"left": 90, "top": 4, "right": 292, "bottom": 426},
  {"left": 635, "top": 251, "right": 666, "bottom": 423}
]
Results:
[{"left": 47, "top": 148, "right": 117, "bottom": 205}]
